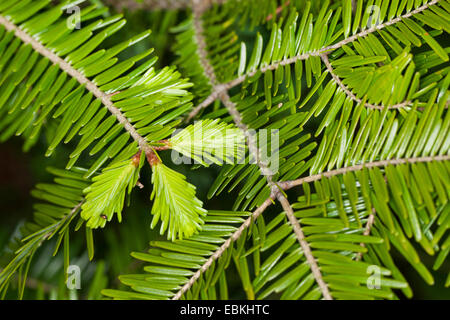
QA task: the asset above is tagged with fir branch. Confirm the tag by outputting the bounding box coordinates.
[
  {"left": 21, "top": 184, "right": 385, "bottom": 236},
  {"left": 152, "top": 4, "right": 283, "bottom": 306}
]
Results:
[
  {"left": 192, "top": 0, "right": 220, "bottom": 86},
  {"left": 0, "top": 15, "right": 153, "bottom": 156},
  {"left": 278, "top": 155, "right": 450, "bottom": 191},
  {"left": 218, "top": 86, "right": 334, "bottom": 299},
  {"left": 191, "top": 1, "right": 276, "bottom": 178},
  {"left": 44, "top": 201, "right": 84, "bottom": 241},
  {"left": 188, "top": 0, "right": 442, "bottom": 116},
  {"left": 2, "top": 0, "right": 448, "bottom": 301},
  {"left": 191, "top": 1, "right": 351, "bottom": 299},
  {"left": 321, "top": 54, "right": 413, "bottom": 110},
  {"left": 172, "top": 196, "right": 274, "bottom": 300},
  {"left": 187, "top": 0, "right": 235, "bottom": 122},
  {"left": 321, "top": 0, "right": 441, "bottom": 53}
]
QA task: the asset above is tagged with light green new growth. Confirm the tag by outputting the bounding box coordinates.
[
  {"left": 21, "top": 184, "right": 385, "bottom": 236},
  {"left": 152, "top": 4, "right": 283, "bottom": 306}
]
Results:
[
  {"left": 169, "top": 119, "right": 246, "bottom": 166},
  {"left": 150, "top": 162, "right": 207, "bottom": 241},
  {"left": 81, "top": 153, "right": 143, "bottom": 228}
]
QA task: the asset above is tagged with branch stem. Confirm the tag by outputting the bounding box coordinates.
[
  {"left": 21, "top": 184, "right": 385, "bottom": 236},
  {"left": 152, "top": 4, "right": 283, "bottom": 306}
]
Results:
[
  {"left": 356, "top": 209, "right": 376, "bottom": 261},
  {"left": 277, "top": 194, "right": 332, "bottom": 300}
]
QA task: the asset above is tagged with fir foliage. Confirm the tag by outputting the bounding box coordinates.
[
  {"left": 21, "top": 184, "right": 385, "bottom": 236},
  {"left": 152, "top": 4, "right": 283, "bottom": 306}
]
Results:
[{"left": 0, "top": 0, "right": 449, "bottom": 300}]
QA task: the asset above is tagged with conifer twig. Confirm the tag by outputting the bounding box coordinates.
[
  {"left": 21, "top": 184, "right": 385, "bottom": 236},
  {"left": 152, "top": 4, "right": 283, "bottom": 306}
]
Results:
[
  {"left": 191, "top": 4, "right": 333, "bottom": 299},
  {"left": 187, "top": 0, "right": 441, "bottom": 118},
  {"left": 321, "top": 54, "right": 413, "bottom": 110},
  {"left": 277, "top": 194, "right": 333, "bottom": 300},
  {"left": 0, "top": 16, "right": 154, "bottom": 157},
  {"left": 172, "top": 197, "right": 274, "bottom": 300},
  {"left": 277, "top": 155, "right": 450, "bottom": 191}
]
